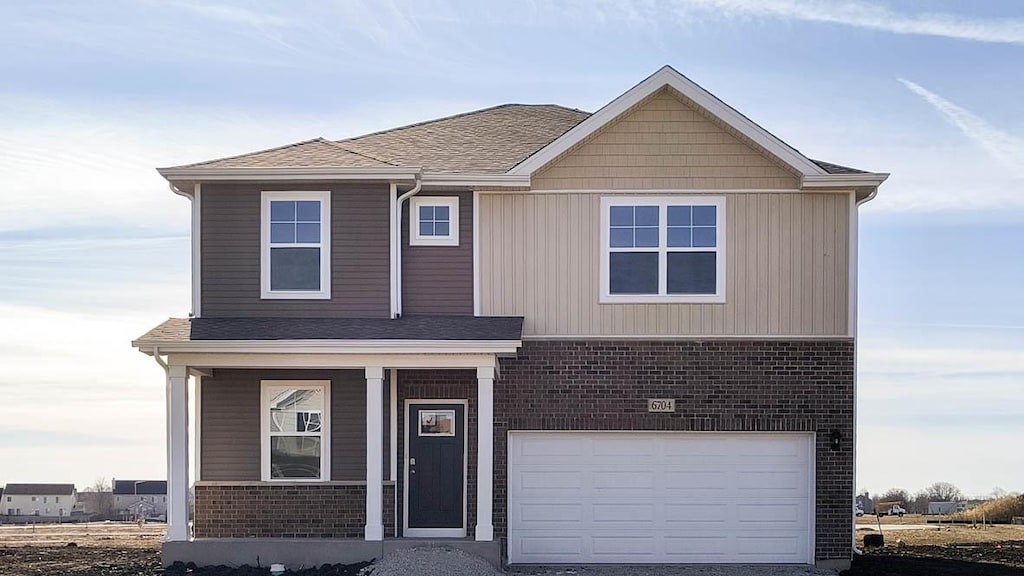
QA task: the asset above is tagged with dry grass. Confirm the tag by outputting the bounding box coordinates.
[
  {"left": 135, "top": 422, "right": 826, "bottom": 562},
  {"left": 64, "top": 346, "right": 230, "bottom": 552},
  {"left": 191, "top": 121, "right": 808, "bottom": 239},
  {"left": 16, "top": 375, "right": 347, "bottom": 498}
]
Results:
[
  {"left": 957, "top": 495, "right": 1024, "bottom": 523},
  {"left": 0, "top": 522, "right": 164, "bottom": 549},
  {"left": 856, "top": 523, "right": 1024, "bottom": 547}
]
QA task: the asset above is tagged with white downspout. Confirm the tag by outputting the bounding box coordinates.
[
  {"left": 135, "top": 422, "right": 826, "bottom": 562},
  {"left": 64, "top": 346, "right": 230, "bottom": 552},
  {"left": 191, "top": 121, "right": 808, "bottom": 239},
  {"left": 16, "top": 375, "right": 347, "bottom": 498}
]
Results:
[{"left": 393, "top": 175, "right": 422, "bottom": 318}]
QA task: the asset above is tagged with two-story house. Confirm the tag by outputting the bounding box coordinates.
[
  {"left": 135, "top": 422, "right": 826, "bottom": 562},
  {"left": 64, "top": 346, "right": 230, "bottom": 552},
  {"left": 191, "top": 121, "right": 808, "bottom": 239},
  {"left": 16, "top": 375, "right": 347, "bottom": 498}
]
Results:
[
  {"left": 3, "top": 484, "right": 77, "bottom": 519},
  {"left": 133, "top": 66, "right": 886, "bottom": 570},
  {"left": 112, "top": 479, "right": 168, "bottom": 520}
]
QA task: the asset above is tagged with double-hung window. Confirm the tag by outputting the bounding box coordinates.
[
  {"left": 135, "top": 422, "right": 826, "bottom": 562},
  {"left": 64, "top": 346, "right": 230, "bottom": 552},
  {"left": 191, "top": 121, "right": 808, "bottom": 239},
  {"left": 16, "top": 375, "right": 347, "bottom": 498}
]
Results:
[
  {"left": 601, "top": 196, "right": 725, "bottom": 303},
  {"left": 409, "top": 196, "right": 459, "bottom": 246},
  {"left": 261, "top": 381, "right": 331, "bottom": 481},
  {"left": 261, "top": 191, "right": 331, "bottom": 299}
]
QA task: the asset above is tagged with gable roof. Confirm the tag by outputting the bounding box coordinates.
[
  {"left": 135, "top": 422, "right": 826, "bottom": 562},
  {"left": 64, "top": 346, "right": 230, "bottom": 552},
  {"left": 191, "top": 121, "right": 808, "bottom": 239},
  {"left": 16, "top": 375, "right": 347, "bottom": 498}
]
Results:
[
  {"left": 113, "top": 480, "right": 167, "bottom": 495},
  {"left": 4, "top": 483, "right": 75, "bottom": 495},
  {"left": 175, "top": 138, "right": 396, "bottom": 170},
  {"left": 509, "top": 66, "right": 827, "bottom": 177}
]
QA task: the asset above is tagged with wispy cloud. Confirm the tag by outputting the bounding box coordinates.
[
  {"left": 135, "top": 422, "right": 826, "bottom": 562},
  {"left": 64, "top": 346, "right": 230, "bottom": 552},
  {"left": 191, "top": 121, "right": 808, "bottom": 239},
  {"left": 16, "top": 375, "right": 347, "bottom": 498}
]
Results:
[
  {"left": 672, "top": 0, "right": 1024, "bottom": 45},
  {"left": 899, "top": 79, "right": 1024, "bottom": 177},
  {"left": 155, "top": 0, "right": 291, "bottom": 29}
]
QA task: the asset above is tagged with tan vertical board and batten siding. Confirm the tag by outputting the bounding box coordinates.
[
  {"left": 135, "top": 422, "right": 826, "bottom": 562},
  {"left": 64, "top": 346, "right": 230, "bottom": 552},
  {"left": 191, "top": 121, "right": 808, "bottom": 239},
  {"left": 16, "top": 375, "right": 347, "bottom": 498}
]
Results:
[
  {"left": 401, "top": 191, "right": 474, "bottom": 315},
  {"left": 478, "top": 192, "right": 849, "bottom": 337},
  {"left": 200, "top": 182, "right": 390, "bottom": 318},
  {"left": 531, "top": 88, "right": 800, "bottom": 191},
  {"left": 200, "top": 369, "right": 390, "bottom": 482}
]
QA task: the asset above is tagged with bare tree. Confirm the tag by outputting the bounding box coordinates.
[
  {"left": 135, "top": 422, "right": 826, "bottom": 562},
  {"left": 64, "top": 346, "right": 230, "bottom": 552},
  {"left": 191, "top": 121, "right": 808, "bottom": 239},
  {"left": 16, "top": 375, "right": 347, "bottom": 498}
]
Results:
[
  {"left": 926, "top": 482, "right": 964, "bottom": 502},
  {"left": 879, "top": 488, "right": 910, "bottom": 504},
  {"left": 82, "top": 477, "right": 115, "bottom": 518},
  {"left": 909, "top": 490, "right": 930, "bottom": 514}
]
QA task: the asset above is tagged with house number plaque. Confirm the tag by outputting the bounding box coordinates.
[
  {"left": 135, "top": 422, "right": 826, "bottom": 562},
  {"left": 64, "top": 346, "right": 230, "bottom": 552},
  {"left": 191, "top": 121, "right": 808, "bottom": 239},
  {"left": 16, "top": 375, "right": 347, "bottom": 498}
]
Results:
[{"left": 647, "top": 399, "right": 675, "bottom": 412}]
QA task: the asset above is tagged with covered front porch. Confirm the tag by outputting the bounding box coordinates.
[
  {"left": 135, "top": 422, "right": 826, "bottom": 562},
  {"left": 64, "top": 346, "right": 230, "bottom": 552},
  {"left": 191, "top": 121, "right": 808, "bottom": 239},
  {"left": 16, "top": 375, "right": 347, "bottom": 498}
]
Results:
[{"left": 133, "top": 316, "right": 521, "bottom": 567}]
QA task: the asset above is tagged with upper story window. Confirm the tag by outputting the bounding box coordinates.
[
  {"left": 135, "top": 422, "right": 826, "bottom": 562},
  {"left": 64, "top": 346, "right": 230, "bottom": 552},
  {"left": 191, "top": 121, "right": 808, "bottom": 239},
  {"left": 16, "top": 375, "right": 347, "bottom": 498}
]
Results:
[
  {"left": 261, "top": 191, "right": 331, "bottom": 299},
  {"left": 260, "top": 381, "right": 331, "bottom": 482},
  {"left": 410, "top": 196, "right": 459, "bottom": 246},
  {"left": 600, "top": 196, "right": 725, "bottom": 303}
]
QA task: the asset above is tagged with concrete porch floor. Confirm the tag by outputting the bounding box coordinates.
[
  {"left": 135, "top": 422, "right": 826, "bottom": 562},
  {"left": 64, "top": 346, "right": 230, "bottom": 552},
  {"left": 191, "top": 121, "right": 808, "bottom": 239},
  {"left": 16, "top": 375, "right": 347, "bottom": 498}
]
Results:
[{"left": 162, "top": 538, "right": 502, "bottom": 569}]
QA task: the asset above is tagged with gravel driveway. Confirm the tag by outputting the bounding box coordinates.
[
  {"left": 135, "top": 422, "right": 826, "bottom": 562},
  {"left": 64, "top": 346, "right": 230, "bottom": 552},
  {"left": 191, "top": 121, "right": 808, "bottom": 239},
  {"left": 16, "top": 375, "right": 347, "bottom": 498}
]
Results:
[{"left": 366, "top": 547, "right": 839, "bottom": 576}]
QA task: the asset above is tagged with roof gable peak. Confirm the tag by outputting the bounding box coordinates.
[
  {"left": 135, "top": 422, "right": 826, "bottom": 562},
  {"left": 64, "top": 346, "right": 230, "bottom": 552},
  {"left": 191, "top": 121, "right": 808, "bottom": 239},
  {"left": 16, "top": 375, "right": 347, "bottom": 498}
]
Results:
[{"left": 508, "top": 65, "right": 828, "bottom": 177}]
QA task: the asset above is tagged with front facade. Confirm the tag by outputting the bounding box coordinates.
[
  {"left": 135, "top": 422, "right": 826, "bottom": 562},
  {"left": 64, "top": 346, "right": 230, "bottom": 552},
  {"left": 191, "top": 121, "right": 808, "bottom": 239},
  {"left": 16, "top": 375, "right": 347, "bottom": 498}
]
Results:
[
  {"left": 134, "top": 66, "right": 886, "bottom": 569},
  {"left": 3, "top": 484, "right": 77, "bottom": 520}
]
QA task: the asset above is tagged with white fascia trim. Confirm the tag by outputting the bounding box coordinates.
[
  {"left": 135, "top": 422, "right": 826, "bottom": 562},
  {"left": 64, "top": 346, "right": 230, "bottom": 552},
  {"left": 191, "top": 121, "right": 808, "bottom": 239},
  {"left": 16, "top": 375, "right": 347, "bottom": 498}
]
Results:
[
  {"left": 158, "top": 166, "right": 420, "bottom": 181},
  {"left": 422, "top": 172, "right": 530, "bottom": 188},
  {"left": 802, "top": 173, "right": 889, "bottom": 188},
  {"left": 508, "top": 65, "right": 827, "bottom": 177},
  {"left": 134, "top": 339, "right": 523, "bottom": 355}
]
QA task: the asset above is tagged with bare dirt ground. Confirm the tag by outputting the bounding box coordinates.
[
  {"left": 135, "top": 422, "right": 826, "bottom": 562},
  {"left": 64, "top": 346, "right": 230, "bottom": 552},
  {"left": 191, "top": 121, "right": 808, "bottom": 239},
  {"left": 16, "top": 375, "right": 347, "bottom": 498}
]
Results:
[{"left": 0, "top": 522, "right": 163, "bottom": 576}]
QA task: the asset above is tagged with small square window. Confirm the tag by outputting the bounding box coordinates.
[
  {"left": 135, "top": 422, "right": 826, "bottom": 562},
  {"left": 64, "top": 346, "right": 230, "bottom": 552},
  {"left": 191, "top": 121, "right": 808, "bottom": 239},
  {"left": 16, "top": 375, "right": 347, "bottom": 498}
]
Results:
[{"left": 410, "top": 196, "right": 459, "bottom": 246}]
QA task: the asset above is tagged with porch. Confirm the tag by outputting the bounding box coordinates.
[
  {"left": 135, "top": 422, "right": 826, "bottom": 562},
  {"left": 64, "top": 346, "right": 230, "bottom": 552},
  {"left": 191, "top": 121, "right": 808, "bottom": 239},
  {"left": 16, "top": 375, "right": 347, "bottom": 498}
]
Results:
[{"left": 133, "top": 316, "right": 521, "bottom": 567}]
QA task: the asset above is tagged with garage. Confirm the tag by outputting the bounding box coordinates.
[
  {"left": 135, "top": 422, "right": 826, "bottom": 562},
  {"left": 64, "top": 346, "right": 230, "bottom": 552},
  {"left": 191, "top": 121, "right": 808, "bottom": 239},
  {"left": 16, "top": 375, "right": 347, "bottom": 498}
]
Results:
[{"left": 507, "top": 431, "right": 814, "bottom": 564}]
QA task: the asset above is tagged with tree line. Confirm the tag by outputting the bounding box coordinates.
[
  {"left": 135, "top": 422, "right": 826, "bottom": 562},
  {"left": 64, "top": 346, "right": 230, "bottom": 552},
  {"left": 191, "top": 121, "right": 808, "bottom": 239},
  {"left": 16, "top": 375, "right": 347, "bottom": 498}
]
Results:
[{"left": 860, "top": 482, "right": 1006, "bottom": 515}]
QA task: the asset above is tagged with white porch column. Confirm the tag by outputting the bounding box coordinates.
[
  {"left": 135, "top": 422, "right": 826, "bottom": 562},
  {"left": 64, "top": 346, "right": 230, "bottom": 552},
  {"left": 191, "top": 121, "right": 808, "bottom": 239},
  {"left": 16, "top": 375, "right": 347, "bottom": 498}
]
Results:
[
  {"left": 365, "top": 366, "right": 385, "bottom": 541},
  {"left": 166, "top": 364, "right": 190, "bottom": 541},
  {"left": 476, "top": 365, "right": 495, "bottom": 541}
]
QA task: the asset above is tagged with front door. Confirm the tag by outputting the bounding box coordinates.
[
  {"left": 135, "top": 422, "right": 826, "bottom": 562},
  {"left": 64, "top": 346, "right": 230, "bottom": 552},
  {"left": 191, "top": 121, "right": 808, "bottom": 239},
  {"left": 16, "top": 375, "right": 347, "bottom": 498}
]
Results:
[{"left": 406, "top": 402, "right": 465, "bottom": 536}]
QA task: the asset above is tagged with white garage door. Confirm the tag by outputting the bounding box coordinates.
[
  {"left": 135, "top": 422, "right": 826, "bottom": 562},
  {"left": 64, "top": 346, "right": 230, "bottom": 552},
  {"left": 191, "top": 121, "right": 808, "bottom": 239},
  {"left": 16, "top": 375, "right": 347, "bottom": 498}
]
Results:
[{"left": 508, "top": 432, "right": 814, "bottom": 564}]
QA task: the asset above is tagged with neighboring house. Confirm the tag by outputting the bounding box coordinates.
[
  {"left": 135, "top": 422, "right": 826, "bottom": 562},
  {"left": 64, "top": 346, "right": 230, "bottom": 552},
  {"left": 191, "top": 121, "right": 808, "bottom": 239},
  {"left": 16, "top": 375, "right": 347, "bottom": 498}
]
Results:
[
  {"left": 133, "top": 66, "right": 886, "bottom": 570},
  {"left": 112, "top": 479, "right": 167, "bottom": 520},
  {"left": 856, "top": 493, "right": 873, "bottom": 514},
  {"left": 3, "top": 484, "right": 77, "bottom": 519},
  {"left": 928, "top": 501, "right": 967, "bottom": 515}
]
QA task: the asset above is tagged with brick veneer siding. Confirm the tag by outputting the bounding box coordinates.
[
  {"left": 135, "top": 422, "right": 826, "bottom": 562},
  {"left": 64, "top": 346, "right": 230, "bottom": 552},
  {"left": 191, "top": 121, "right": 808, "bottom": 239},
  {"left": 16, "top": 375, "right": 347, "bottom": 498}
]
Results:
[
  {"left": 397, "top": 369, "right": 477, "bottom": 536},
  {"left": 193, "top": 483, "right": 396, "bottom": 538},
  {"left": 493, "top": 339, "right": 855, "bottom": 563}
]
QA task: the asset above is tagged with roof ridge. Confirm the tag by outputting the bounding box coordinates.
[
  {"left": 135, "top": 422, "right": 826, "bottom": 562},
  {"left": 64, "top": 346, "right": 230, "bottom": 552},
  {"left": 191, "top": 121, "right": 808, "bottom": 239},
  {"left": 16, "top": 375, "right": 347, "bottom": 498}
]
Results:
[
  {"left": 322, "top": 139, "right": 399, "bottom": 167},
  {"left": 338, "top": 103, "right": 590, "bottom": 143},
  {"left": 164, "top": 137, "right": 333, "bottom": 170}
]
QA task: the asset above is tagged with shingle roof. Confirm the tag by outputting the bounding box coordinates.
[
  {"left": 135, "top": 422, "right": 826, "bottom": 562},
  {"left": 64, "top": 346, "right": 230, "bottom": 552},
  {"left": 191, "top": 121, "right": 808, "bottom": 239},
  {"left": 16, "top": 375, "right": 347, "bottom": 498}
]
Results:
[
  {"left": 113, "top": 480, "right": 167, "bottom": 495},
  {"left": 336, "top": 104, "right": 591, "bottom": 173},
  {"left": 136, "top": 316, "right": 524, "bottom": 342},
  {"left": 163, "top": 105, "right": 590, "bottom": 174},
  {"left": 4, "top": 483, "right": 75, "bottom": 495},
  {"left": 161, "top": 103, "right": 872, "bottom": 176},
  {"left": 811, "top": 159, "right": 868, "bottom": 175},
  {"left": 173, "top": 138, "right": 396, "bottom": 169}
]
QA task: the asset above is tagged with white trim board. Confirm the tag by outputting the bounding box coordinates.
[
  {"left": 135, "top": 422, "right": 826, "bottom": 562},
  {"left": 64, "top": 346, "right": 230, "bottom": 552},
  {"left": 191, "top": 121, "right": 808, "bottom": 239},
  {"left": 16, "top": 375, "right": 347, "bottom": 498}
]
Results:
[
  {"left": 135, "top": 339, "right": 521, "bottom": 355},
  {"left": 508, "top": 65, "right": 828, "bottom": 178},
  {"left": 403, "top": 399, "right": 469, "bottom": 538}
]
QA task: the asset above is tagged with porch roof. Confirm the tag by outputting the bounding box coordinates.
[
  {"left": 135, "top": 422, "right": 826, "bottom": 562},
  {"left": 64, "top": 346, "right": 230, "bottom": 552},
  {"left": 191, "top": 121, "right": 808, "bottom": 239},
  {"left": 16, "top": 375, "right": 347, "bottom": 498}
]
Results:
[{"left": 134, "top": 316, "right": 524, "bottom": 345}]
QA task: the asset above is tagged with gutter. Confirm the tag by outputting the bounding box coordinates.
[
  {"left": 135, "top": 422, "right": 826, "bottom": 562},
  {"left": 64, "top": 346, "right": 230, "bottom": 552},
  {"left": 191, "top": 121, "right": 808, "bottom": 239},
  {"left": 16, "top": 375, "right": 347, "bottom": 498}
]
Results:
[{"left": 392, "top": 175, "right": 422, "bottom": 318}]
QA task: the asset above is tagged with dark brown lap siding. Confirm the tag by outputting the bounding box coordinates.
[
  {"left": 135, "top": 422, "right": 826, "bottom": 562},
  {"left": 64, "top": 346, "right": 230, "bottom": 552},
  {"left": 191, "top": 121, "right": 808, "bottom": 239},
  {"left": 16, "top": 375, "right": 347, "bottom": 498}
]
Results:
[
  {"left": 493, "top": 339, "right": 855, "bottom": 563},
  {"left": 200, "top": 369, "right": 388, "bottom": 482},
  {"left": 400, "top": 191, "right": 473, "bottom": 315},
  {"left": 200, "top": 182, "right": 390, "bottom": 318}
]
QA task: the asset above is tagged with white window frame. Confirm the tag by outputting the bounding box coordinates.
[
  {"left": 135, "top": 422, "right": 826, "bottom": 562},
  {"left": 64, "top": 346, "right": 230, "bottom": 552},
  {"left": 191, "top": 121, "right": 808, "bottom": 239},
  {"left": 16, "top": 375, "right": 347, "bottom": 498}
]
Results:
[
  {"left": 600, "top": 196, "right": 726, "bottom": 304},
  {"left": 260, "top": 191, "right": 332, "bottom": 299},
  {"left": 260, "top": 380, "right": 331, "bottom": 482},
  {"left": 410, "top": 196, "right": 459, "bottom": 246}
]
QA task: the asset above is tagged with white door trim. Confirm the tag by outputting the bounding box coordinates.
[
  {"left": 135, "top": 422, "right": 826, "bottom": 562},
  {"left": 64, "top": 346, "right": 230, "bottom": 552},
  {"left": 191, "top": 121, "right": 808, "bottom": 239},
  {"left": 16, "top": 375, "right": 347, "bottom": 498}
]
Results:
[{"left": 403, "top": 399, "right": 468, "bottom": 538}]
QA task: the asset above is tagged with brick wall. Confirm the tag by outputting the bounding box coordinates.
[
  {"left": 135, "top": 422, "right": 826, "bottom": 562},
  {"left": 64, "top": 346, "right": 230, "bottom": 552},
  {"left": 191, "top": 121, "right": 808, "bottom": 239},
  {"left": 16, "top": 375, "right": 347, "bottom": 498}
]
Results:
[
  {"left": 494, "top": 339, "right": 855, "bottom": 562},
  {"left": 397, "top": 370, "right": 477, "bottom": 536},
  {"left": 193, "top": 483, "right": 396, "bottom": 538}
]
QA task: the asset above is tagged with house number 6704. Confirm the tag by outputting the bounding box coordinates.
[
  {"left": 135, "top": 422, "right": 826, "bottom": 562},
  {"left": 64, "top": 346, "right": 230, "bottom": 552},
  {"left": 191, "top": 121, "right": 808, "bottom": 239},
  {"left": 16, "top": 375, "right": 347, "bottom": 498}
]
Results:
[{"left": 648, "top": 399, "right": 675, "bottom": 412}]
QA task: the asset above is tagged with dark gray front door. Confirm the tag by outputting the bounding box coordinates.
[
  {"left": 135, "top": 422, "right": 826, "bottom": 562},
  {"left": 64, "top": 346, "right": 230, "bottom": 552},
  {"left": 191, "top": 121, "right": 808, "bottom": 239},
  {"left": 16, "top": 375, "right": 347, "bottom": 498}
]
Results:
[{"left": 407, "top": 403, "right": 465, "bottom": 530}]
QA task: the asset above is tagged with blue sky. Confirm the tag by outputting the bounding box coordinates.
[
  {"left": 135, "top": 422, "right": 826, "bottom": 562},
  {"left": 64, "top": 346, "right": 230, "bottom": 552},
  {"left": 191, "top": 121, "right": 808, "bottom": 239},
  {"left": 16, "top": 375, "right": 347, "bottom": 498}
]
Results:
[{"left": 1, "top": 0, "right": 1022, "bottom": 498}]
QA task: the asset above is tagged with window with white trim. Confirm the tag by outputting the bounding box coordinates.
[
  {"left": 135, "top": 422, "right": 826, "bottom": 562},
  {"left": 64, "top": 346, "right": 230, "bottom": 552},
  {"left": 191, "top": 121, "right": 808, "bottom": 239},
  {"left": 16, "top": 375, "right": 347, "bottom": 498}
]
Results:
[
  {"left": 410, "top": 196, "right": 459, "bottom": 246},
  {"left": 261, "top": 381, "right": 331, "bottom": 481},
  {"left": 261, "top": 191, "right": 331, "bottom": 299},
  {"left": 601, "top": 197, "right": 725, "bottom": 303}
]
